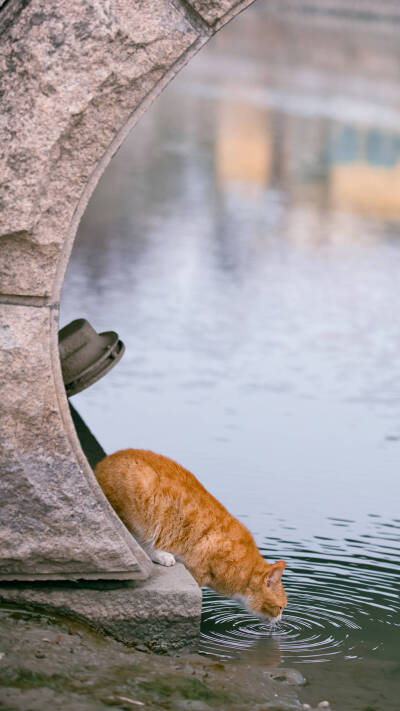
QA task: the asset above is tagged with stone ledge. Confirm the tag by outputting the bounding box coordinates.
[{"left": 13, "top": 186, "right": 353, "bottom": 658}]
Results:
[{"left": 0, "top": 563, "right": 202, "bottom": 653}]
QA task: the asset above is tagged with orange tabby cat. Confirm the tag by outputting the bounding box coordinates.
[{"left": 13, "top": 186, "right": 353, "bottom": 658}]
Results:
[{"left": 95, "top": 449, "right": 287, "bottom": 621}]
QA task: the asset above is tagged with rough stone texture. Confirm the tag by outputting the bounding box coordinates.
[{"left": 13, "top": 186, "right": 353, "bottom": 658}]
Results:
[
  {"left": 190, "top": 0, "right": 254, "bottom": 27},
  {"left": 0, "top": 563, "right": 202, "bottom": 652},
  {"left": 0, "top": 0, "right": 200, "bottom": 297},
  {"left": 0, "top": 0, "right": 255, "bottom": 583},
  {"left": 0, "top": 303, "right": 152, "bottom": 579}
]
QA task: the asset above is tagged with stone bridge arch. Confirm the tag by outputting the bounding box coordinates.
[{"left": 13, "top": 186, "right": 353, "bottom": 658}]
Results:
[{"left": 0, "top": 0, "right": 254, "bottom": 580}]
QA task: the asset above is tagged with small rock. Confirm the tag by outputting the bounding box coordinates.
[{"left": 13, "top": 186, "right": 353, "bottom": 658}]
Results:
[
  {"left": 302, "top": 705, "right": 311, "bottom": 710},
  {"left": 317, "top": 703, "right": 330, "bottom": 709},
  {"left": 284, "top": 669, "right": 307, "bottom": 686},
  {"left": 269, "top": 668, "right": 307, "bottom": 686}
]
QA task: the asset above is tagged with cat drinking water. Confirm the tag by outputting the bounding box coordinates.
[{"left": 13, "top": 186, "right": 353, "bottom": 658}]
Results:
[{"left": 95, "top": 449, "right": 287, "bottom": 622}]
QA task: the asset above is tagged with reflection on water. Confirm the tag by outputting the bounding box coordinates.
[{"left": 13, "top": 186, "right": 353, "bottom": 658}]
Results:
[
  {"left": 61, "top": 3, "right": 400, "bottom": 709},
  {"left": 201, "top": 516, "right": 400, "bottom": 665}
]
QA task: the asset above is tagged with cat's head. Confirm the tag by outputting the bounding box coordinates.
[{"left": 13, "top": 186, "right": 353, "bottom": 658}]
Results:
[{"left": 242, "top": 561, "right": 287, "bottom": 622}]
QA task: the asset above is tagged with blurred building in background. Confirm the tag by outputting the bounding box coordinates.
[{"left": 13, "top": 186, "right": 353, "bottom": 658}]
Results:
[{"left": 191, "top": 0, "right": 400, "bottom": 229}]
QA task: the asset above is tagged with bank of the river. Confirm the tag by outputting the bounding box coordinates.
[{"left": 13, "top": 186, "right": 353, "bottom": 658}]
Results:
[{"left": 0, "top": 606, "right": 333, "bottom": 711}]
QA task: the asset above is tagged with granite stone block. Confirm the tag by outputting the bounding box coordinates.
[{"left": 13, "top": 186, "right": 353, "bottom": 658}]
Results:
[
  {"left": 189, "top": 0, "right": 254, "bottom": 27},
  {"left": 0, "top": 0, "right": 200, "bottom": 297},
  {"left": 0, "top": 302, "right": 152, "bottom": 579}
]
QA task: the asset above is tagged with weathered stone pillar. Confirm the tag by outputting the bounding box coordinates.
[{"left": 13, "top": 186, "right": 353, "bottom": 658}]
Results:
[{"left": 0, "top": 0, "right": 254, "bottom": 581}]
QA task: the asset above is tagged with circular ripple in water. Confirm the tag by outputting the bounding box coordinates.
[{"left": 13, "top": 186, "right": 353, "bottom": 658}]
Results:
[{"left": 200, "top": 517, "right": 400, "bottom": 664}]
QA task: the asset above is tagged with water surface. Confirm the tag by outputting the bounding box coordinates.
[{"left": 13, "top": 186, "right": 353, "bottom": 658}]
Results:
[{"left": 61, "top": 4, "right": 400, "bottom": 709}]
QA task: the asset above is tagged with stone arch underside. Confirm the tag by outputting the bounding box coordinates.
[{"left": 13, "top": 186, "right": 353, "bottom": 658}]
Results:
[{"left": 0, "top": 0, "right": 255, "bottom": 580}]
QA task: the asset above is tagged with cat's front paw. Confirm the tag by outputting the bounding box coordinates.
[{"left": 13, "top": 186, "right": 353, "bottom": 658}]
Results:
[{"left": 152, "top": 550, "right": 176, "bottom": 567}]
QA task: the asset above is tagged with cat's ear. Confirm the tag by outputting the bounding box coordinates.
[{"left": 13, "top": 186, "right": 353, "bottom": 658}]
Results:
[{"left": 265, "top": 561, "right": 286, "bottom": 587}]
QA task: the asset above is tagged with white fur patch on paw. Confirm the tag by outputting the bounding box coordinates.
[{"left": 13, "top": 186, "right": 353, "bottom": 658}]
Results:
[{"left": 152, "top": 550, "right": 176, "bottom": 566}]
